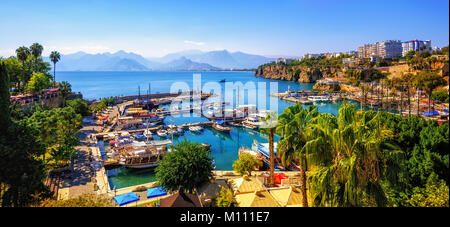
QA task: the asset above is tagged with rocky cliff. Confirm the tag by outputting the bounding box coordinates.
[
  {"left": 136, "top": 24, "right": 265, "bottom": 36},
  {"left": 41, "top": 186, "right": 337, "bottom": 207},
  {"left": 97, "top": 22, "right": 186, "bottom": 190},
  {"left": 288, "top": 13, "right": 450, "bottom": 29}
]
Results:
[{"left": 255, "top": 64, "right": 338, "bottom": 83}]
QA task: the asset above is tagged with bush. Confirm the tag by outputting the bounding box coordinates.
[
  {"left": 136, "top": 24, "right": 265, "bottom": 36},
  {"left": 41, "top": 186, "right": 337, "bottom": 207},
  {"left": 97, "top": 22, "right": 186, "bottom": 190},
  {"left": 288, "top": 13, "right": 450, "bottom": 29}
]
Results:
[
  {"left": 155, "top": 139, "right": 214, "bottom": 194},
  {"left": 66, "top": 99, "right": 90, "bottom": 116},
  {"left": 232, "top": 152, "right": 262, "bottom": 176}
]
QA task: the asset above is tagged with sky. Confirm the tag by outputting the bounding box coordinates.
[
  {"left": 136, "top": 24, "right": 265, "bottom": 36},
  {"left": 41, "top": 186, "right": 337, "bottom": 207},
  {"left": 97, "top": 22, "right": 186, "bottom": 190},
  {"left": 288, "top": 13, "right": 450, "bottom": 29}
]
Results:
[{"left": 0, "top": 0, "right": 449, "bottom": 58}]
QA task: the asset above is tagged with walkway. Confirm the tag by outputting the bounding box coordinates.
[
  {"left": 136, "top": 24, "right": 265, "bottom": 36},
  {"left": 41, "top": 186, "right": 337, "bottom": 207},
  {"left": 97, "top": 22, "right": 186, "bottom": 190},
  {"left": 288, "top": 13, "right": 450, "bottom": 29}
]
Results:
[{"left": 57, "top": 118, "right": 100, "bottom": 200}]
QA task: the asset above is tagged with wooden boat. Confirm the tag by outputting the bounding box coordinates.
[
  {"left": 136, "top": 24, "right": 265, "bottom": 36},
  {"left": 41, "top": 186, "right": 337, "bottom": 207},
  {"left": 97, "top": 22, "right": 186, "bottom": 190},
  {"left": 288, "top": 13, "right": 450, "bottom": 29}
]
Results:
[
  {"left": 242, "top": 121, "right": 258, "bottom": 130},
  {"left": 212, "top": 122, "right": 232, "bottom": 133},
  {"left": 118, "top": 144, "right": 169, "bottom": 169}
]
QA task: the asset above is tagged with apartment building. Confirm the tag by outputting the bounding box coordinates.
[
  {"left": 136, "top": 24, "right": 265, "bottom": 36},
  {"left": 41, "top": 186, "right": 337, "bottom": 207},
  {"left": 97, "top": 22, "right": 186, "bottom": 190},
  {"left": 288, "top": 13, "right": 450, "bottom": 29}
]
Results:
[
  {"left": 358, "top": 40, "right": 402, "bottom": 59},
  {"left": 402, "top": 40, "right": 432, "bottom": 56}
]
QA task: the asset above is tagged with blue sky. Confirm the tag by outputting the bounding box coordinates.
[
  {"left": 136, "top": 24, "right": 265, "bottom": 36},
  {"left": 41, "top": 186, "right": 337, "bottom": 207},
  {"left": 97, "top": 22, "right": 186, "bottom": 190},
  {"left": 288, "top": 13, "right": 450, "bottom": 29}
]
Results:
[{"left": 0, "top": 0, "right": 448, "bottom": 58}]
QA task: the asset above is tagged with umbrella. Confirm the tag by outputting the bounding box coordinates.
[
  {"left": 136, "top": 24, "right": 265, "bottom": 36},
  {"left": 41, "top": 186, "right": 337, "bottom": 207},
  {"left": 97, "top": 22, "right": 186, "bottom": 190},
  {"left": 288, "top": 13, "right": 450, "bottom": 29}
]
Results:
[
  {"left": 147, "top": 187, "right": 167, "bottom": 199},
  {"left": 114, "top": 192, "right": 140, "bottom": 206}
]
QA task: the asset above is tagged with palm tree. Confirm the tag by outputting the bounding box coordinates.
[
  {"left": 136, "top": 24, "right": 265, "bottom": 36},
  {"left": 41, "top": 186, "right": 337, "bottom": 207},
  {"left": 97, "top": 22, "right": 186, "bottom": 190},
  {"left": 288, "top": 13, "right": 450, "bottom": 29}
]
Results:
[
  {"left": 413, "top": 71, "right": 447, "bottom": 114},
  {"left": 276, "top": 104, "right": 319, "bottom": 207},
  {"left": 49, "top": 51, "right": 61, "bottom": 83},
  {"left": 259, "top": 111, "right": 278, "bottom": 187},
  {"left": 15, "top": 46, "right": 30, "bottom": 92},
  {"left": 30, "top": 43, "right": 43, "bottom": 72},
  {"left": 301, "top": 104, "right": 402, "bottom": 207},
  {"left": 401, "top": 73, "right": 414, "bottom": 118},
  {"left": 59, "top": 81, "right": 72, "bottom": 107}
]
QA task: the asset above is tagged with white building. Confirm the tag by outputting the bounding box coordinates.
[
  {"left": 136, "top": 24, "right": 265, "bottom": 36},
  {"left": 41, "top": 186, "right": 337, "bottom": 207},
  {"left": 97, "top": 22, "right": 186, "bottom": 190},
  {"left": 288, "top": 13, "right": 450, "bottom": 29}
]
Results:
[{"left": 402, "top": 40, "right": 432, "bottom": 57}]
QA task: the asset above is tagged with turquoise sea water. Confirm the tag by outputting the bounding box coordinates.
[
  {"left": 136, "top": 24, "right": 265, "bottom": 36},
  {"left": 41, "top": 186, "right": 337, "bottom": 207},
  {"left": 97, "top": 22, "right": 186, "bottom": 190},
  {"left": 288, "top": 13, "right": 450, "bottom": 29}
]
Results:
[{"left": 58, "top": 71, "right": 355, "bottom": 189}]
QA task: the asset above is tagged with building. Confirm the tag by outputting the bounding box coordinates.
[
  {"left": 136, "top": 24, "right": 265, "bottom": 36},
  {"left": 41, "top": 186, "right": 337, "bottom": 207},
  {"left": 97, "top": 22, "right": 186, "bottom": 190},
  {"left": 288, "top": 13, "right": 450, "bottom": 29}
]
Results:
[
  {"left": 358, "top": 40, "right": 402, "bottom": 59},
  {"left": 402, "top": 40, "right": 432, "bottom": 56},
  {"left": 276, "top": 58, "right": 296, "bottom": 64},
  {"left": 302, "top": 53, "right": 322, "bottom": 59},
  {"left": 159, "top": 191, "right": 203, "bottom": 207}
]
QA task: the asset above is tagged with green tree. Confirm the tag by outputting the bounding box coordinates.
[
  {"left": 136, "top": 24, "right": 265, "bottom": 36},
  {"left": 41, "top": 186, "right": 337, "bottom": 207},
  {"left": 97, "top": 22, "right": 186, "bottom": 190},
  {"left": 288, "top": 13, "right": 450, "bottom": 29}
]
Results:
[
  {"left": 59, "top": 81, "right": 72, "bottom": 106},
  {"left": 0, "top": 63, "right": 48, "bottom": 207},
  {"left": 276, "top": 104, "right": 319, "bottom": 207},
  {"left": 215, "top": 187, "right": 236, "bottom": 207},
  {"left": 66, "top": 99, "right": 90, "bottom": 116},
  {"left": 232, "top": 152, "right": 262, "bottom": 176},
  {"left": 259, "top": 111, "right": 278, "bottom": 186},
  {"left": 413, "top": 71, "right": 447, "bottom": 114},
  {"left": 49, "top": 51, "right": 61, "bottom": 82},
  {"left": 155, "top": 140, "right": 214, "bottom": 194},
  {"left": 29, "top": 43, "right": 43, "bottom": 72},
  {"left": 25, "top": 72, "right": 51, "bottom": 93},
  {"left": 407, "top": 179, "right": 449, "bottom": 207},
  {"left": 49, "top": 144, "right": 77, "bottom": 167},
  {"left": 301, "top": 104, "right": 403, "bottom": 207},
  {"left": 15, "top": 46, "right": 30, "bottom": 91}
]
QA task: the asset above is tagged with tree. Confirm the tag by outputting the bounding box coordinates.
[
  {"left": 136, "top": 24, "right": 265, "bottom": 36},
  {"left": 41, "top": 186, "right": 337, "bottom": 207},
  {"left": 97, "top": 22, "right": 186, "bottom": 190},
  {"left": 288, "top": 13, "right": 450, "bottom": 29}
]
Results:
[
  {"left": 0, "top": 63, "right": 11, "bottom": 132},
  {"left": 276, "top": 104, "right": 319, "bottom": 207},
  {"left": 25, "top": 72, "right": 51, "bottom": 93},
  {"left": 66, "top": 99, "right": 90, "bottom": 116},
  {"left": 155, "top": 140, "right": 214, "bottom": 194},
  {"left": 30, "top": 43, "right": 43, "bottom": 73},
  {"left": 49, "top": 51, "right": 61, "bottom": 82},
  {"left": 232, "top": 152, "right": 262, "bottom": 176},
  {"left": 259, "top": 111, "right": 278, "bottom": 186},
  {"left": 413, "top": 71, "right": 447, "bottom": 114},
  {"left": 215, "top": 187, "right": 236, "bottom": 207},
  {"left": 301, "top": 104, "right": 403, "bottom": 207},
  {"left": 49, "top": 144, "right": 77, "bottom": 167},
  {"left": 405, "top": 50, "right": 416, "bottom": 60},
  {"left": 15, "top": 46, "right": 30, "bottom": 91},
  {"left": 407, "top": 179, "right": 449, "bottom": 207},
  {"left": 0, "top": 63, "right": 48, "bottom": 207},
  {"left": 59, "top": 81, "right": 72, "bottom": 106}
]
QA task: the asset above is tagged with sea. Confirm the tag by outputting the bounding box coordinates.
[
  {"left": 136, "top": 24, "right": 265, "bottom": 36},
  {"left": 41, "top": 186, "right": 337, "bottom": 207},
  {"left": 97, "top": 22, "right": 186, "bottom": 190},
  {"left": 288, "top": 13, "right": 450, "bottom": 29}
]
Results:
[{"left": 58, "top": 71, "right": 356, "bottom": 189}]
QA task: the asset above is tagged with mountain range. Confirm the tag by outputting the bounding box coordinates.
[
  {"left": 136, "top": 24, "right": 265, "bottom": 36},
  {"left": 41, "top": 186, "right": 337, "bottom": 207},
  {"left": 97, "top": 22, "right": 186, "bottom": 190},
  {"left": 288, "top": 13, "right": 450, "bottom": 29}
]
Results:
[{"left": 43, "top": 50, "right": 275, "bottom": 71}]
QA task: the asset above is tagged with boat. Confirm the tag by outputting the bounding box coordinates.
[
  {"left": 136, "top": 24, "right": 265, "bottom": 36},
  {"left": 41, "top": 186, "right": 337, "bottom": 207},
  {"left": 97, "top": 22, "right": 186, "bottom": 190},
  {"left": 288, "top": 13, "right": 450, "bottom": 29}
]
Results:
[
  {"left": 189, "top": 125, "right": 203, "bottom": 132},
  {"left": 143, "top": 129, "right": 153, "bottom": 139},
  {"left": 252, "top": 141, "right": 285, "bottom": 171},
  {"left": 212, "top": 120, "right": 232, "bottom": 133},
  {"left": 117, "top": 144, "right": 170, "bottom": 169},
  {"left": 308, "top": 95, "right": 330, "bottom": 102},
  {"left": 242, "top": 121, "right": 258, "bottom": 130},
  {"left": 219, "top": 79, "right": 226, "bottom": 83},
  {"left": 134, "top": 134, "right": 146, "bottom": 141},
  {"left": 157, "top": 129, "right": 168, "bottom": 137},
  {"left": 242, "top": 114, "right": 264, "bottom": 128}
]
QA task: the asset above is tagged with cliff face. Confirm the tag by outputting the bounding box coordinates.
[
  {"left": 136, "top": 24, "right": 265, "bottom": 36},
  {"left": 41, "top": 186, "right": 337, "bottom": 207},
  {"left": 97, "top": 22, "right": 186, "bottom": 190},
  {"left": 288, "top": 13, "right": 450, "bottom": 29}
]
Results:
[{"left": 255, "top": 64, "right": 338, "bottom": 83}]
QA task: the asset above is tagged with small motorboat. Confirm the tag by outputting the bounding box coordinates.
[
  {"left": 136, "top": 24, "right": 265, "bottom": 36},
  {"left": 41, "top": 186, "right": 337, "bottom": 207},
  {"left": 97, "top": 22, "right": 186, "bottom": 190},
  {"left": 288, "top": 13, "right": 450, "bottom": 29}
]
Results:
[
  {"left": 143, "top": 129, "right": 153, "bottom": 139},
  {"left": 189, "top": 125, "right": 203, "bottom": 132},
  {"left": 219, "top": 79, "right": 226, "bottom": 83},
  {"left": 157, "top": 129, "right": 168, "bottom": 137}
]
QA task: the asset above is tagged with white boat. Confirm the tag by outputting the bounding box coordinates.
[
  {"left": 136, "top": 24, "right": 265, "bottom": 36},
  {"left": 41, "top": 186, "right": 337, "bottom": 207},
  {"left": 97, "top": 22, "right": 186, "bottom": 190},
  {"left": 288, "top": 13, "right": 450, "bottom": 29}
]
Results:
[
  {"left": 189, "top": 125, "right": 203, "bottom": 132},
  {"left": 157, "top": 129, "right": 168, "bottom": 137},
  {"left": 243, "top": 114, "right": 264, "bottom": 128},
  {"left": 143, "top": 129, "right": 153, "bottom": 139},
  {"left": 308, "top": 96, "right": 330, "bottom": 102}
]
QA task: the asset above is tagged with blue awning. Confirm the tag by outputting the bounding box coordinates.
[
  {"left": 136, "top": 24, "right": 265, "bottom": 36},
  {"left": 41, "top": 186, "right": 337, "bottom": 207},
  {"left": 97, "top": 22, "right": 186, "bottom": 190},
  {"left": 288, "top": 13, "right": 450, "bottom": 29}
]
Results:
[
  {"left": 114, "top": 192, "right": 140, "bottom": 206},
  {"left": 147, "top": 187, "right": 167, "bottom": 199},
  {"left": 422, "top": 111, "right": 439, "bottom": 116}
]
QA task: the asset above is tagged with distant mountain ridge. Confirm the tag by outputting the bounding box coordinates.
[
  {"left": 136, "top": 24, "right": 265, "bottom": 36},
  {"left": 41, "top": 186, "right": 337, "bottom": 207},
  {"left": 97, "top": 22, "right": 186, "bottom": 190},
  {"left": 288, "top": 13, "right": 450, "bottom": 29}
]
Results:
[{"left": 44, "top": 49, "right": 275, "bottom": 71}]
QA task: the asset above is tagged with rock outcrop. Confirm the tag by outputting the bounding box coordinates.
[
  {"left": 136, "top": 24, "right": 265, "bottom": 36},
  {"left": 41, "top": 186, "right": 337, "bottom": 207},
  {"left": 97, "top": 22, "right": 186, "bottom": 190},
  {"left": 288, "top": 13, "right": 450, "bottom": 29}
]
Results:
[{"left": 255, "top": 64, "right": 338, "bottom": 83}]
